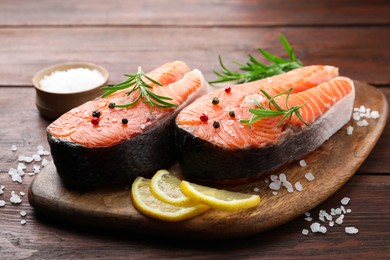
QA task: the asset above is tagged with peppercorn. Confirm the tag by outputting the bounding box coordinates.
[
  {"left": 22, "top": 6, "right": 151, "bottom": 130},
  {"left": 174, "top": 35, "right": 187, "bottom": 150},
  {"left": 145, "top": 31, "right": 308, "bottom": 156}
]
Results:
[
  {"left": 200, "top": 113, "right": 208, "bottom": 122},
  {"left": 228, "top": 110, "right": 235, "bottom": 118},
  {"left": 225, "top": 87, "right": 231, "bottom": 93},
  {"left": 122, "top": 118, "right": 128, "bottom": 124},
  {"left": 91, "top": 117, "right": 99, "bottom": 125},
  {"left": 212, "top": 97, "right": 219, "bottom": 105},
  {"left": 213, "top": 121, "right": 220, "bottom": 128},
  {"left": 108, "top": 102, "right": 116, "bottom": 109},
  {"left": 92, "top": 110, "right": 101, "bottom": 118}
]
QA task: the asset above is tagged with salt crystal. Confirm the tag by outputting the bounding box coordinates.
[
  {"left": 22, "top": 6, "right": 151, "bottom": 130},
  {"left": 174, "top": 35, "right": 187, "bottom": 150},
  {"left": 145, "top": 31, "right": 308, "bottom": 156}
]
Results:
[
  {"left": 11, "top": 145, "right": 17, "bottom": 151},
  {"left": 341, "top": 197, "right": 350, "bottom": 205},
  {"left": 319, "top": 215, "right": 325, "bottom": 222},
  {"left": 20, "top": 210, "right": 27, "bottom": 217},
  {"left": 345, "top": 227, "right": 359, "bottom": 234},
  {"left": 302, "top": 229, "right": 309, "bottom": 235},
  {"left": 17, "top": 163, "right": 26, "bottom": 170},
  {"left": 305, "top": 172, "right": 315, "bottom": 181},
  {"left": 335, "top": 208, "right": 342, "bottom": 215},
  {"left": 28, "top": 172, "right": 35, "bottom": 176},
  {"left": 32, "top": 154, "right": 41, "bottom": 162},
  {"left": 319, "top": 226, "right": 327, "bottom": 233},
  {"left": 329, "top": 221, "right": 334, "bottom": 227},
  {"left": 335, "top": 215, "right": 344, "bottom": 225},
  {"left": 18, "top": 155, "right": 25, "bottom": 162},
  {"left": 341, "top": 206, "right": 346, "bottom": 214},
  {"left": 0, "top": 186, "right": 4, "bottom": 195},
  {"left": 41, "top": 158, "right": 49, "bottom": 167},
  {"left": 264, "top": 178, "right": 270, "bottom": 184},
  {"left": 11, "top": 174, "right": 22, "bottom": 184},
  {"left": 357, "top": 120, "right": 368, "bottom": 127},
  {"left": 304, "top": 212, "right": 311, "bottom": 217},
  {"left": 279, "top": 173, "right": 286, "bottom": 182},
  {"left": 330, "top": 208, "right": 336, "bottom": 215},
  {"left": 23, "top": 157, "right": 34, "bottom": 163},
  {"left": 17, "top": 168, "right": 25, "bottom": 176},
  {"left": 283, "top": 181, "right": 293, "bottom": 191},
  {"left": 40, "top": 68, "right": 105, "bottom": 93},
  {"left": 371, "top": 111, "right": 380, "bottom": 119},
  {"left": 20, "top": 220, "right": 26, "bottom": 225},
  {"left": 269, "top": 181, "right": 281, "bottom": 190},
  {"left": 10, "top": 192, "right": 22, "bottom": 204},
  {"left": 42, "top": 150, "right": 50, "bottom": 156},
  {"left": 272, "top": 191, "right": 278, "bottom": 196},
  {"left": 8, "top": 168, "right": 17, "bottom": 176},
  {"left": 347, "top": 125, "right": 354, "bottom": 135},
  {"left": 359, "top": 105, "right": 366, "bottom": 113},
  {"left": 310, "top": 222, "right": 321, "bottom": 233},
  {"left": 353, "top": 107, "right": 359, "bottom": 112},
  {"left": 352, "top": 113, "right": 361, "bottom": 121},
  {"left": 305, "top": 217, "right": 313, "bottom": 222},
  {"left": 0, "top": 200, "right": 5, "bottom": 207},
  {"left": 270, "top": 175, "right": 278, "bottom": 182},
  {"left": 325, "top": 214, "right": 333, "bottom": 221},
  {"left": 295, "top": 182, "right": 303, "bottom": 191},
  {"left": 37, "top": 145, "right": 44, "bottom": 151},
  {"left": 253, "top": 187, "right": 260, "bottom": 192},
  {"left": 346, "top": 209, "right": 352, "bottom": 213},
  {"left": 19, "top": 191, "right": 25, "bottom": 196},
  {"left": 299, "top": 160, "right": 307, "bottom": 167}
]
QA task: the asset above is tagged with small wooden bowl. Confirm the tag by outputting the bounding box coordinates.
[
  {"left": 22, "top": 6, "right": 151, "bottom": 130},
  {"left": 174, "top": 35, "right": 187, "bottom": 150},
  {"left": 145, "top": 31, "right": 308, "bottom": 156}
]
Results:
[{"left": 33, "top": 62, "right": 109, "bottom": 120}]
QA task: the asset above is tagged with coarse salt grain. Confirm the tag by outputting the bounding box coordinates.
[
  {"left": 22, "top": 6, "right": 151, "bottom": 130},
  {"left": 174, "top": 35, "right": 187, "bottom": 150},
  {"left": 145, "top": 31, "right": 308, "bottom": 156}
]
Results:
[
  {"left": 269, "top": 181, "right": 281, "bottom": 191},
  {"left": 40, "top": 68, "right": 105, "bottom": 93},
  {"left": 329, "top": 221, "right": 334, "bottom": 227},
  {"left": 19, "top": 191, "right": 25, "bottom": 196},
  {"left": 310, "top": 222, "right": 321, "bottom": 233},
  {"left": 295, "top": 182, "right": 303, "bottom": 191},
  {"left": 32, "top": 154, "right": 41, "bottom": 162},
  {"left": 20, "top": 210, "right": 27, "bottom": 217},
  {"left": 0, "top": 200, "right": 5, "bottom": 207},
  {"left": 10, "top": 192, "right": 22, "bottom": 204},
  {"left": 302, "top": 229, "right": 309, "bottom": 236},
  {"left": 253, "top": 187, "right": 260, "bottom": 192},
  {"left": 11, "top": 145, "right": 17, "bottom": 151},
  {"left": 347, "top": 125, "right": 354, "bottom": 135},
  {"left": 272, "top": 191, "right": 278, "bottom": 196},
  {"left": 279, "top": 173, "right": 286, "bottom": 182},
  {"left": 335, "top": 215, "right": 344, "bottom": 225},
  {"left": 346, "top": 209, "right": 352, "bottom": 213},
  {"left": 345, "top": 227, "right": 359, "bottom": 234},
  {"left": 0, "top": 186, "right": 4, "bottom": 195},
  {"left": 305, "top": 217, "right": 313, "bottom": 222},
  {"left": 304, "top": 212, "right": 311, "bottom": 217},
  {"left": 371, "top": 111, "right": 380, "bottom": 119},
  {"left": 341, "top": 197, "right": 350, "bottom": 205},
  {"left": 270, "top": 175, "right": 278, "bottom": 182},
  {"left": 299, "top": 160, "right": 307, "bottom": 167},
  {"left": 41, "top": 158, "right": 49, "bottom": 167},
  {"left": 319, "top": 226, "right": 327, "bottom": 233},
  {"left": 20, "top": 220, "right": 26, "bottom": 225},
  {"left": 357, "top": 120, "right": 369, "bottom": 127},
  {"left": 305, "top": 172, "right": 315, "bottom": 181}
]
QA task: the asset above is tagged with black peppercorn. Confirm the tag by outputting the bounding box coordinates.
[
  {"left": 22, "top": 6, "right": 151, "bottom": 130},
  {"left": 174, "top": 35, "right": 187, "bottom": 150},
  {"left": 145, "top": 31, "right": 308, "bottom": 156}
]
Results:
[
  {"left": 228, "top": 110, "right": 235, "bottom": 118},
  {"left": 108, "top": 102, "right": 116, "bottom": 109},
  {"left": 213, "top": 121, "right": 220, "bottom": 128},
  {"left": 212, "top": 97, "right": 219, "bottom": 105},
  {"left": 92, "top": 110, "right": 101, "bottom": 118},
  {"left": 122, "top": 118, "right": 128, "bottom": 124}
]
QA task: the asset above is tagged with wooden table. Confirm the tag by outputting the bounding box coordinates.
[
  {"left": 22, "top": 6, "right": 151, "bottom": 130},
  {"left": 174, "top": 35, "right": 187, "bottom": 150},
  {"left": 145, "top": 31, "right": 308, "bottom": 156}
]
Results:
[{"left": 0, "top": 1, "right": 389, "bottom": 258}]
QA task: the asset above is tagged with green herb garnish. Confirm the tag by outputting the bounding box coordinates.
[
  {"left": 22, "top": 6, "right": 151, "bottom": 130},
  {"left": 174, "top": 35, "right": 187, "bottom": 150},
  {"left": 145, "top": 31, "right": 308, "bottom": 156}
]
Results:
[
  {"left": 240, "top": 88, "right": 309, "bottom": 128},
  {"left": 209, "top": 34, "right": 303, "bottom": 84},
  {"left": 101, "top": 67, "right": 177, "bottom": 110}
]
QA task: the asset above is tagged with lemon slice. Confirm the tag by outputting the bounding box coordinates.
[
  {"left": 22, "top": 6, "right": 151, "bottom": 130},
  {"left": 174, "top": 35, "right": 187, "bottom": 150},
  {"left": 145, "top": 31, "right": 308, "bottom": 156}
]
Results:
[
  {"left": 180, "top": 180, "right": 261, "bottom": 211},
  {"left": 150, "top": 169, "right": 192, "bottom": 206},
  {"left": 131, "top": 176, "right": 210, "bottom": 222}
]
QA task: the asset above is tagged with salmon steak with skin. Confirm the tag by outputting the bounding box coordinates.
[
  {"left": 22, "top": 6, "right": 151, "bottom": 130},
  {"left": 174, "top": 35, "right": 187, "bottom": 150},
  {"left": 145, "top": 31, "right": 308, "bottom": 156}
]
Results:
[
  {"left": 175, "top": 65, "right": 355, "bottom": 183},
  {"left": 47, "top": 61, "right": 209, "bottom": 189}
]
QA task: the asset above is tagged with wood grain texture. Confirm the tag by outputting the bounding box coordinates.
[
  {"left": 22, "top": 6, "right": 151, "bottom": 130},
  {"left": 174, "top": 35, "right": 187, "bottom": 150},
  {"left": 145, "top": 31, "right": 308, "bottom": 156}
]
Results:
[
  {"left": 0, "top": 27, "right": 389, "bottom": 86},
  {"left": 27, "top": 82, "right": 388, "bottom": 239},
  {"left": 0, "top": 0, "right": 389, "bottom": 27}
]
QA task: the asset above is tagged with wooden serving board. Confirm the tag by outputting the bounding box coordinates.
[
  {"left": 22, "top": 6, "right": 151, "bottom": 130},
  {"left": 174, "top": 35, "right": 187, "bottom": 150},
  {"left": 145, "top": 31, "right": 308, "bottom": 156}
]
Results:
[{"left": 28, "top": 82, "right": 388, "bottom": 239}]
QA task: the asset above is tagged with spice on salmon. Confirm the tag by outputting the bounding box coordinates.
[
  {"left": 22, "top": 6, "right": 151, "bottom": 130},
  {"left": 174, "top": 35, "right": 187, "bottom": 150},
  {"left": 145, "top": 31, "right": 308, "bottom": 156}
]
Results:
[
  {"left": 92, "top": 110, "right": 101, "bottom": 118},
  {"left": 212, "top": 97, "right": 219, "bottom": 105},
  {"left": 200, "top": 113, "right": 208, "bottom": 122}
]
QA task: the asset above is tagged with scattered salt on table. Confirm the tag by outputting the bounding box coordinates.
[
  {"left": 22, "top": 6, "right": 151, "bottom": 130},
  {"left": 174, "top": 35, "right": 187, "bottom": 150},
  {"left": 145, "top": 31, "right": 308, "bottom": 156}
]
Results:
[
  {"left": 10, "top": 191, "right": 22, "bottom": 204},
  {"left": 302, "top": 229, "right": 309, "bottom": 235},
  {"left": 20, "top": 220, "right": 26, "bottom": 225},
  {"left": 11, "top": 145, "right": 17, "bottom": 151},
  {"left": 341, "top": 197, "right": 350, "bottom": 205},
  {"left": 295, "top": 182, "right": 303, "bottom": 191},
  {"left": 357, "top": 120, "right": 369, "bottom": 127},
  {"left": 40, "top": 68, "right": 105, "bottom": 93},
  {"left": 20, "top": 210, "right": 27, "bottom": 217},
  {"left": 0, "top": 200, "right": 5, "bottom": 207},
  {"left": 345, "top": 227, "right": 359, "bottom": 234},
  {"left": 305, "top": 172, "right": 315, "bottom": 181},
  {"left": 299, "top": 160, "right": 307, "bottom": 167},
  {"left": 347, "top": 125, "right": 354, "bottom": 135}
]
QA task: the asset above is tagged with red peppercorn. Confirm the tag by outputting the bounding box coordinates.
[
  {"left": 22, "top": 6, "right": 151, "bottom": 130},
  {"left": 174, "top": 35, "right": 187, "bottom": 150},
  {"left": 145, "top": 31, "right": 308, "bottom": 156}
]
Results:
[
  {"left": 200, "top": 113, "right": 208, "bottom": 122},
  {"left": 225, "top": 87, "right": 231, "bottom": 93},
  {"left": 91, "top": 117, "right": 99, "bottom": 125}
]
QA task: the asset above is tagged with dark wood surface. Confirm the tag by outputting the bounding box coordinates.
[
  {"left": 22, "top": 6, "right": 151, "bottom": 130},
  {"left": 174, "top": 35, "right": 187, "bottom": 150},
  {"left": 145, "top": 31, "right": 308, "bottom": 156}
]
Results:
[{"left": 0, "top": 1, "right": 389, "bottom": 259}]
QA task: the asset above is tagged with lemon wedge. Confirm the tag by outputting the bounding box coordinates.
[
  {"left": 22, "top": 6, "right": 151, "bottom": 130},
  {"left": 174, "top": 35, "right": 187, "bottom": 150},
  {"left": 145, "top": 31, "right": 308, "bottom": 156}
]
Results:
[
  {"left": 131, "top": 176, "right": 210, "bottom": 222},
  {"left": 150, "top": 169, "right": 192, "bottom": 206},
  {"left": 180, "top": 180, "right": 261, "bottom": 211}
]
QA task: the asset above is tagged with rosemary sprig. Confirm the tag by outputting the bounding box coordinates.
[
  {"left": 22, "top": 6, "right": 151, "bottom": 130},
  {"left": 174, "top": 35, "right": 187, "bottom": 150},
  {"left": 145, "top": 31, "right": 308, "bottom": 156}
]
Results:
[
  {"left": 101, "top": 67, "right": 177, "bottom": 110},
  {"left": 240, "top": 88, "right": 309, "bottom": 128},
  {"left": 209, "top": 34, "right": 303, "bottom": 84}
]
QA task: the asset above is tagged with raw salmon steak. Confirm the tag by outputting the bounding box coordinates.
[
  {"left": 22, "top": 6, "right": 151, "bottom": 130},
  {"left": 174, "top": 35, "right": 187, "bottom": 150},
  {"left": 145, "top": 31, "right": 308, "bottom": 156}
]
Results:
[
  {"left": 175, "top": 65, "right": 355, "bottom": 183},
  {"left": 47, "top": 61, "right": 208, "bottom": 189}
]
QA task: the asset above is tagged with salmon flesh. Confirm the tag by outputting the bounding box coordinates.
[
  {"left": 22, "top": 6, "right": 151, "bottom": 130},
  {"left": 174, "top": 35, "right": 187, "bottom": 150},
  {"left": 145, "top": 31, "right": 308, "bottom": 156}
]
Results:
[
  {"left": 47, "top": 61, "right": 208, "bottom": 189},
  {"left": 175, "top": 65, "right": 355, "bottom": 183}
]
